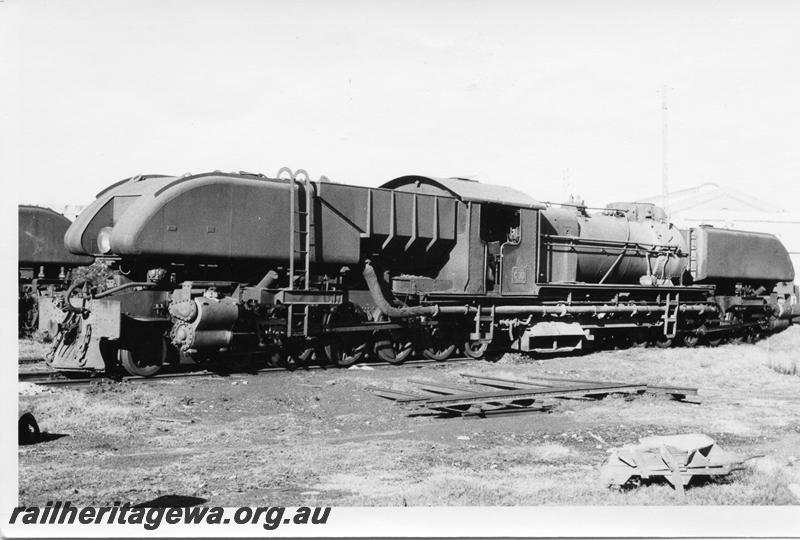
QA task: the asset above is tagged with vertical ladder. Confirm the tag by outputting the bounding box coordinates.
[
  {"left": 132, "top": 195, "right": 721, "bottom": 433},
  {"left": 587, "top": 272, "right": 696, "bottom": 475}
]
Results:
[
  {"left": 662, "top": 292, "right": 680, "bottom": 338},
  {"left": 470, "top": 305, "right": 496, "bottom": 342},
  {"left": 688, "top": 228, "right": 698, "bottom": 277},
  {"left": 287, "top": 169, "right": 313, "bottom": 337}
]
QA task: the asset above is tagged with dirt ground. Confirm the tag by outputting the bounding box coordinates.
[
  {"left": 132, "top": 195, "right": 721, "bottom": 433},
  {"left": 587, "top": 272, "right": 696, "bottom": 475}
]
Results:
[{"left": 18, "top": 327, "right": 800, "bottom": 506}]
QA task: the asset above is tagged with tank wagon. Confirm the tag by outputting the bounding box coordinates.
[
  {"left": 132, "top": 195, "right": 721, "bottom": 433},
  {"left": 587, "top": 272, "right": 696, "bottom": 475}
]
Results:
[
  {"left": 47, "top": 169, "right": 800, "bottom": 376},
  {"left": 19, "top": 205, "right": 93, "bottom": 336}
]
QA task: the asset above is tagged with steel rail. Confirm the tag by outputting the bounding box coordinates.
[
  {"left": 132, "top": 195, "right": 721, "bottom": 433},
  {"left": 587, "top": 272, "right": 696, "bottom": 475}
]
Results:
[{"left": 19, "top": 356, "right": 479, "bottom": 387}]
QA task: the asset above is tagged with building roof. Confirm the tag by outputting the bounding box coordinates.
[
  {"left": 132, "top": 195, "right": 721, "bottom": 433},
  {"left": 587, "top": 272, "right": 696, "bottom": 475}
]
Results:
[{"left": 637, "top": 182, "right": 783, "bottom": 214}]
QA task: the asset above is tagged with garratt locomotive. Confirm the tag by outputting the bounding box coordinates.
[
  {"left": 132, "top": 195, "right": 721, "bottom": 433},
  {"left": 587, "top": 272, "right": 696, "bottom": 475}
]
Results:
[
  {"left": 47, "top": 169, "right": 799, "bottom": 376},
  {"left": 18, "top": 205, "right": 93, "bottom": 336}
]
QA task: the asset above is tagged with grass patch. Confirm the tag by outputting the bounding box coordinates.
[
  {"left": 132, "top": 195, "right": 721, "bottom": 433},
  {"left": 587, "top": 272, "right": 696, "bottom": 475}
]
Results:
[
  {"left": 25, "top": 384, "right": 173, "bottom": 437},
  {"left": 19, "top": 338, "right": 51, "bottom": 360},
  {"left": 767, "top": 356, "right": 798, "bottom": 376},
  {"left": 759, "top": 326, "right": 800, "bottom": 376}
]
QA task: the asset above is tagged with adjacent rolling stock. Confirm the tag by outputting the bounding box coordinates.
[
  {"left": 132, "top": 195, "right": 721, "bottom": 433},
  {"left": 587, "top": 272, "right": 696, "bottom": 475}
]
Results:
[
  {"left": 46, "top": 169, "right": 800, "bottom": 376},
  {"left": 18, "top": 205, "right": 93, "bottom": 336}
]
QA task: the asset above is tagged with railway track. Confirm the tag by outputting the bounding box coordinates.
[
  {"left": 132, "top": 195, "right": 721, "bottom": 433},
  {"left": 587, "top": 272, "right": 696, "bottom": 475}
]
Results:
[
  {"left": 19, "top": 357, "right": 45, "bottom": 365},
  {"left": 19, "top": 356, "right": 479, "bottom": 387}
]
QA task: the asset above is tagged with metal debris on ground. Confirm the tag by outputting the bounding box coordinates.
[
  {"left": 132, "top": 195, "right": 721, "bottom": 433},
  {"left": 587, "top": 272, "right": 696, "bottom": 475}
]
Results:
[
  {"left": 366, "top": 373, "right": 698, "bottom": 417},
  {"left": 19, "top": 410, "right": 40, "bottom": 445},
  {"left": 600, "top": 433, "right": 755, "bottom": 499}
]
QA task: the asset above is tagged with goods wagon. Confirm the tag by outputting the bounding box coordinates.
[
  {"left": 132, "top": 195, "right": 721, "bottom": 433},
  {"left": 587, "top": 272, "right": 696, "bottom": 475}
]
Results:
[{"left": 19, "top": 205, "right": 93, "bottom": 336}]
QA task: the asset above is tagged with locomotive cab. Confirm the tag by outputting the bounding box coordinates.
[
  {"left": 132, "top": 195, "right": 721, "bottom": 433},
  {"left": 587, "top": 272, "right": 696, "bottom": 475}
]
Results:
[{"left": 479, "top": 203, "right": 521, "bottom": 293}]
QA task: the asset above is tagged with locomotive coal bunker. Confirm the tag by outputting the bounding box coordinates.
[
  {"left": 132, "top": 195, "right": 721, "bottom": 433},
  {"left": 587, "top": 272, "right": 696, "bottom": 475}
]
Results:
[
  {"left": 18, "top": 205, "right": 93, "bottom": 336},
  {"left": 47, "top": 169, "right": 800, "bottom": 376}
]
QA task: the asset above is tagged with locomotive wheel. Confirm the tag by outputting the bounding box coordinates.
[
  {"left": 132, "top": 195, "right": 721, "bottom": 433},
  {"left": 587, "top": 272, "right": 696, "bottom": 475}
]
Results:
[
  {"left": 118, "top": 337, "right": 165, "bottom": 377},
  {"left": 325, "top": 340, "right": 367, "bottom": 367},
  {"left": 423, "top": 344, "right": 456, "bottom": 361},
  {"left": 681, "top": 333, "right": 700, "bottom": 348},
  {"left": 706, "top": 336, "right": 724, "bottom": 347},
  {"left": 323, "top": 303, "right": 368, "bottom": 367},
  {"left": 653, "top": 334, "right": 673, "bottom": 348},
  {"left": 746, "top": 328, "right": 763, "bottom": 343},
  {"left": 372, "top": 314, "right": 413, "bottom": 364},
  {"left": 422, "top": 326, "right": 457, "bottom": 361},
  {"left": 282, "top": 347, "right": 315, "bottom": 370},
  {"left": 463, "top": 340, "right": 489, "bottom": 359},
  {"left": 266, "top": 347, "right": 282, "bottom": 368},
  {"left": 729, "top": 332, "right": 745, "bottom": 345},
  {"left": 374, "top": 336, "right": 413, "bottom": 365},
  {"left": 631, "top": 329, "right": 650, "bottom": 348}
]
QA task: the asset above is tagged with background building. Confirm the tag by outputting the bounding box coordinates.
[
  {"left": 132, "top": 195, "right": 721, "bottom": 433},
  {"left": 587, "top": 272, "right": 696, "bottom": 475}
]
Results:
[{"left": 638, "top": 183, "right": 800, "bottom": 278}]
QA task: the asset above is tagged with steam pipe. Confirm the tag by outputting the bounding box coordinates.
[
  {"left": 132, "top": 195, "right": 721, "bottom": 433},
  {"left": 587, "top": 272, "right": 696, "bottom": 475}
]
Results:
[
  {"left": 64, "top": 279, "right": 157, "bottom": 312},
  {"left": 436, "top": 303, "right": 716, "bottom": 315},
  {"left": 93, "top": 281, "right": 157, "bottom": 299},
  {"left": 256, "top": 270, "right": 279, "bottom": 289},
  {"left": 364, "top": 261, "right": 716, "bottom": 319},
  {"left": 363, "top": 262, "right": 438, "bottom": 318}
]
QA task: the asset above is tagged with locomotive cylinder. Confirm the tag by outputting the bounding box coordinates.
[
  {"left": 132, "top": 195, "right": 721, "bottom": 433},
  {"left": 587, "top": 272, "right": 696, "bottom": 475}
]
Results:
[{"left": 170, "top": 296, "right": 239, "bottom": 351}]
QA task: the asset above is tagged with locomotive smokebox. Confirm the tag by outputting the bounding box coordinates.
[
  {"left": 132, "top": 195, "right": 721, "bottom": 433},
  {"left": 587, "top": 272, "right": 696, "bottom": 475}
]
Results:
[{"left": 540, "top": 203, "right": 688, "bottom": 285}]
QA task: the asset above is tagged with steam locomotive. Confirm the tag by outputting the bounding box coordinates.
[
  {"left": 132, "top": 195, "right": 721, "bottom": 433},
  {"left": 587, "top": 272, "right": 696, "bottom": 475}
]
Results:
[
  {"left": 46, "top": 169, "right": 800, "bottom": 376},
  {"left": 18, "top": 205, "right": 93, "bottom": 336}
]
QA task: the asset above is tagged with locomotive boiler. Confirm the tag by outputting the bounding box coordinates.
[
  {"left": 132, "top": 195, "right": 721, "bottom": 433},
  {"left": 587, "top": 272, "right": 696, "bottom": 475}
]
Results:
[
  {"left": 47, "top": 169, "right": 799, "bottom": 376},
  {"left": 18, "top": 205, "right": 93, "bottom": 336}
]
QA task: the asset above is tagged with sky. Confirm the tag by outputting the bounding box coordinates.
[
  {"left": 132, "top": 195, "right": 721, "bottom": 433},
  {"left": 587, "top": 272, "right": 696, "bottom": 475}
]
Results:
[{"left": 3, "top": 0, "right": 800, "bottom": 210}]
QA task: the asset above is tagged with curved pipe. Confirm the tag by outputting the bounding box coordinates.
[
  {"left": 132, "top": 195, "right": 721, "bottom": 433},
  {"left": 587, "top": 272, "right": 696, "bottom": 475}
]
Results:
[
  {"left": 63, "top": 279, "right": 90, "bottom": 313},
  {"left": 64, "top": 279, "right": 157, "bottom": 313},
  {"left": 364, "top": 261, "right": 716, "bottom": 319},
  {"left": 256, "top": 270, "right": 279, "bottom": 289},
  {"left": 93, "top": 281, "right": 156, "bottom": 299},
  {"left": 363, "top": 262, "right": 438, "bottom": 318}
]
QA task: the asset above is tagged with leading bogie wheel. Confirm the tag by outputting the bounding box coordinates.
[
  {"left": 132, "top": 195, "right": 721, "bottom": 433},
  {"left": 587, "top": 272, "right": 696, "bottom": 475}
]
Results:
[{"left": 118, "top": 336, "right": 166, "bottom": 377}]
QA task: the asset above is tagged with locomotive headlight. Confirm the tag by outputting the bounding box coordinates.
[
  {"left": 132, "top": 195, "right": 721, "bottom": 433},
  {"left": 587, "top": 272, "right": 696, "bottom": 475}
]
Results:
[{"left": 96, "top": 227, "right": 113, "bottom": 254}]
